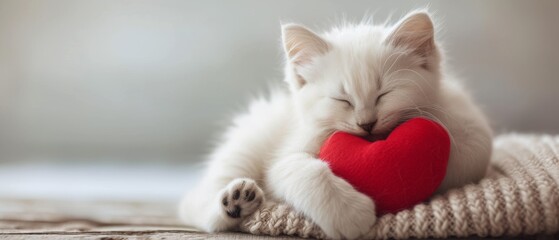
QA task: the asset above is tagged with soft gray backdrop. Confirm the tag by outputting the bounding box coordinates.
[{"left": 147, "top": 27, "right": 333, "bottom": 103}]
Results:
[{"left": 1, "top": 0, "right": 558, "bottom": 163}]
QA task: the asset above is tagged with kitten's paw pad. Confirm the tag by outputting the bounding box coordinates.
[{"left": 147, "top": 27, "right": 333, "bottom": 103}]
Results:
[{"left": 220, "top": 178, "right": 264, "bottom": 219}]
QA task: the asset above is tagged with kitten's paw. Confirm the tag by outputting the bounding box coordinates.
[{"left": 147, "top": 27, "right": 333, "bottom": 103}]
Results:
[
  {"left": 323, "top": 195, "right": 377, "bottom": 239},
  {"left": 220, "top": 178, "right": 264, "bottom": 219},
  {"left": 316, "top": 178, "right": 377, "bottom": 240}
]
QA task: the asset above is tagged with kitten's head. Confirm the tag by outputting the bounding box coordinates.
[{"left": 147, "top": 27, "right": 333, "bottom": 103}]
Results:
[{"left": 282, "top": 11, "right": 442, "bottom": 137}]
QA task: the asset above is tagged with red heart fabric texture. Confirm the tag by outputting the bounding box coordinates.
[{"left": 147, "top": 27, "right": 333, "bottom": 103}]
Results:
[{"left": 318, "top": 118, "right": 450, "bottom": 215}]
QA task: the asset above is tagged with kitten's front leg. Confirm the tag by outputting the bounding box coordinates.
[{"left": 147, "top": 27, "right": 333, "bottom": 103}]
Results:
[{"left": 266, "top": 153, "right": 376, "bottom": 239}]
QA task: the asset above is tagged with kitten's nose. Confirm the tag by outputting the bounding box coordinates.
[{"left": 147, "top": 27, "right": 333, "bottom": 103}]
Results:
[{"left": 359, "top": 121, "right": 377, "bottom": 133}]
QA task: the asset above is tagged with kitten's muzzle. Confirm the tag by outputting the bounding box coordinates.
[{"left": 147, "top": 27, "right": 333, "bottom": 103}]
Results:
[{"left": 358, "top": 120, "right": 377, "bottom": 133}]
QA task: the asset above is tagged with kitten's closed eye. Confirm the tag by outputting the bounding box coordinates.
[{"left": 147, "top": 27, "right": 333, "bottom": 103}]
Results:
[
  {"left": 376, "top": 91, "right": 391, "bottom": 103},
  {"left": 332, "top": 97, "right": 353, "bottom": 107}
]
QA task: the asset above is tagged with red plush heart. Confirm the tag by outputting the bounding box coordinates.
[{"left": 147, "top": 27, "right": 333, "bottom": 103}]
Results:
[{"left": 318, "top": 118, "right": 450, "bottom": 215}]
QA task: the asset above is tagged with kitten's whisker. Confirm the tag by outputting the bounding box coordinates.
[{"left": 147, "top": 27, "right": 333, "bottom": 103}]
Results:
[
  {"left": 414, "top": 108, "right": 457, "bottom": 147},
  {"left": 382, "top": 51, "right": 409, "bottom": 77},
  {"left": 419, "top": 105, "right": 458, "bottom": 122},
  {"left": 384, "top": 77, "right": 429, "bottom": 99},
  {"left": 381, "top": 93, "right": 457, "bottom": 147},
  {"left": 391, "top": 68, "right": 436, "bottom": 91},
  {"left": 380, "top": 51, "right": 407, "bottom": 74},
  {"left": 390, "top": 91, "right": 421, "bottom": 109}
]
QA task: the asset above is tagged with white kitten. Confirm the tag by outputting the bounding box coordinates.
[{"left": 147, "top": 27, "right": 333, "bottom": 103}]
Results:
[{"left": 180, "top": 10, "right": 492, "bottom": 239}]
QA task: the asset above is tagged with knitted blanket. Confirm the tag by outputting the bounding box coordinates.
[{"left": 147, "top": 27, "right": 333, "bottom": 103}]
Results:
[{"left": 239, "top": 134, "right": 559, "bottom": 239}]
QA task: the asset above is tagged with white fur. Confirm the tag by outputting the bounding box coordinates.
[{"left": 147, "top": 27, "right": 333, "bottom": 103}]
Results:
[{"left": 180, "top": 10, "right": 492, "bottom": 239}]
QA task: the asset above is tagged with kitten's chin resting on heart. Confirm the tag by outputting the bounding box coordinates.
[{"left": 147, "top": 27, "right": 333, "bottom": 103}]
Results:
[{"left": 363, "top": 133, "right": 390, "bottom": 142}]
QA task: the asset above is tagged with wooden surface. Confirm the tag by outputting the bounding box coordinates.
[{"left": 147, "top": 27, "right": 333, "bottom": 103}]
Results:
[{"left": 0, "top": 198, "right": 298, "bottom": 239}]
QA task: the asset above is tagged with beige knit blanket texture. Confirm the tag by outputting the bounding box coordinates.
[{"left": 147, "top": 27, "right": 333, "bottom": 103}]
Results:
[{"left": 239, "top": 134, "right": 559, "bottom": 239}]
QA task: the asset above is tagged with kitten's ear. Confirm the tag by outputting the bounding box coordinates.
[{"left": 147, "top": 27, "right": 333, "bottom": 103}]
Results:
[
  {"left": 386, "top": 11, "right": 435, "bottom": 57},
  {"left": 281, "top": 24, "right": 329, "bottom": 67}
]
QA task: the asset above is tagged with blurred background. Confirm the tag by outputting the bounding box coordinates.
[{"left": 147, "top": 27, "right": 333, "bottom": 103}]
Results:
[{"left": 0, "top": 0, "right": 558, "bottom": 202}]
